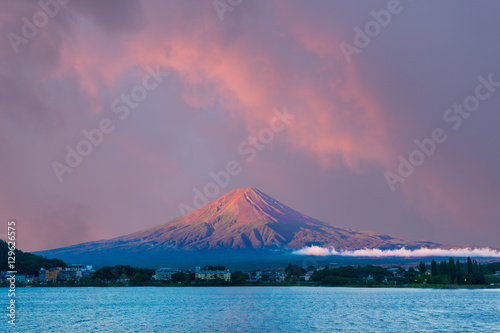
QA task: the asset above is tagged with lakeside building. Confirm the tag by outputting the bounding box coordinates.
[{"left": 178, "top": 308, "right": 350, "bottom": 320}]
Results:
[
  {"left": 249, "top": 271, "right": 286, "bottom": 282},
  {"left": 58, "top": 269, "right": 78, "bottom": 281},
  {"left": 387, "top": 267, "right": 408, "bottom": 278},
  {"left": 39, "top": 268, "right": 45, "bottom": 281},
  {"left": 0, "top": 272, "right": 34, "bottom": 283},
  {"left": 39, "top": 264, "right": 93, "bottom": 282},
  {"left": 195, "top": 267, "right": 231, "bottom": 281},
  {"left": 495, "top": 271, "right": 500, "bottom": 277},
  {"left": 249, "top": 271, "right": 261, "bottom": 282},
  {"left": 154, "top": 268, "right": 179, "bottom": 281},
  {"left": 0, "top": 271, "right": 13, "bottom": 282},
  {"left": 82, "top": 265, "right": 95, "bottom": 277},
  {"left": 119, "top": 274, "right": 131, "bottom": 284},
  {"left": 304, "top": 271, "right": 315, "bottom": 281},
  {"left": 43, "top": 267, "right": 63, "bottom": 281},
  {"left": 249, "top": 275, "right": 260, "bottom": 282},
  {"left": 259, "top": 271, "right": 274, "bottom": 281},
  {"left": 275, "top": 272, "right": 286, "bottom": 282},
  {"left": 0, "top": 271, "right": 21, "bottom": 282},
  {"left": 66, "top": 264, "right": 83, "bottom": 279},
  {"left": 14, "top": 274, "right": 25, "bottom": 283}
]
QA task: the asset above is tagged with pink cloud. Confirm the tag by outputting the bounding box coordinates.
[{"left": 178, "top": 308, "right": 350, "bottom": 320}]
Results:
[{"left": 2, "top": 0, "right": 499, "bottom": 252}]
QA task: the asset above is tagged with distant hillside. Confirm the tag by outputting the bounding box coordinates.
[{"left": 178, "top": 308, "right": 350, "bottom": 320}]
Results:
[{"left": 0, "top": 240, "right": 66, "bottom": 275}]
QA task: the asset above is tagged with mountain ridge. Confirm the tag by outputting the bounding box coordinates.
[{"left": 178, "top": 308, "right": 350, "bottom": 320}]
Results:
[{"left": 39, "top": 187, "right": 439, "bottom": 257}]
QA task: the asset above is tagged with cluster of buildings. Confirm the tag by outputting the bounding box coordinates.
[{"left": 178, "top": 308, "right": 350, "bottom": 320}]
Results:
[
  {"left": 152, "top": 267, "right": 232, "bottom": 282},
  {"left": 151, "top": 266, "right": 500, "bottom": 284},
  {"left": 2, "top": 265, "right": 288, "bottom": 284},
  {"left": 7, "top": 265, "right": 94, "bottom": 284},
  {"left": 153, "top": 268, "right": 179, "bottom": 281},
  {"left": 39, "top": 264, "right": 95, "bottom": 282},
  {"left": 194, "top": 267, "right": 231, "bottom": 281},
  {"left": 38, "top": 264, "right": 94, "bottom": 282},
  {"left": 0, "top": 272, "right": 35, "bottom": 284},
  {"left": 152, "top": 267, "right": 297, "bottom": 283},
  {"left": 152, "top": 267, "right": 292, "bottom": 283},
  {"left": 0, "top": 264, "right": 94, "bottom": 284},
  {"left": 303, "top": 271, "right": 315, "bottom": 281},
  {"left": 9, "top": 263, "right": 494, "bottom": 285},
  {"left": 248, "top": 270, "right": 286, "bottom": 282}
]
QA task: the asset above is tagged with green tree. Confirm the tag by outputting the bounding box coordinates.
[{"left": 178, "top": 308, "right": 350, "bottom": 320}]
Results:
[
  {"left": 431, "top": 260, "right": 438, "bottom": 276},
  {"left": 131, "top": 271, "right": 152, "bottom": 285},
  {"left": 467, "top": 257, "right": 474, "bottom": 274},
  {"left": 455, "top": 259, "right": 462, "bottom": 282},
  {"left": 232, "top": 271, "right": 249, "bottom": 283},
  {"left": 473, "top": 260, "right": 480, "bottom": 273},
  {"left": 418, "top": 261, "right": 427, "bottom": 275},
  {"left": 404, "top": 267, "right": 418, "bottom": 281},
  {"left": 79, "top": 276, "right": 92, "bottom": 285},
  {"left": 0, "top": 240, "right": 66, "bottom": 276},
  {"left": 482, "top": 262, "right": 500, "bottom": 274},
  {"left": 171, "top": 272, "right": 189, "bottom": 283},
  {"left": 285, "top": 264, "right": 306, "bottom": 277},
  {"left": 438, "top": 260, "right": 448, "bottom": 276},
  {"left": 93, "top": 265, "right": 154, "bottom": 284},
  {"left": 449, "top": 258, "right": 456, "bottom": 283}
]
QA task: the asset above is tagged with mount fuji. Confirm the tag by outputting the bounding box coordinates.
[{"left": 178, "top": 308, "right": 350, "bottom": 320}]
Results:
[{"left": 37, "top": 187, "right": 440, "bottom": 268}]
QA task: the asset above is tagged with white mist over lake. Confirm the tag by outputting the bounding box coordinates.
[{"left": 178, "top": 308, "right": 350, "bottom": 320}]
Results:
[{"left": 293, "top": 246, "right": 500, "bottom": 258}]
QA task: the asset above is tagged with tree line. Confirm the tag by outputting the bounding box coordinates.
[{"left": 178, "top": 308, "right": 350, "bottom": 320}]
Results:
[
  {"left": 424, "top": 257, "right": 499, "bottom": 284},
  {"left": 0, "top": 240, "right": 66, "bottom": 276},
  {"left": 311, "top": 257, "right": 500, "bottom": 286}
]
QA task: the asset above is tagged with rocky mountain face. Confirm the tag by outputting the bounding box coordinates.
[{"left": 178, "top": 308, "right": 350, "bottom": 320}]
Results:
[{"left": 39, "top": 187, "right": 438, "bottom": 259}]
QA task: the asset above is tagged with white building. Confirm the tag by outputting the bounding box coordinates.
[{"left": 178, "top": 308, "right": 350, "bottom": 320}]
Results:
[
  {"left": 195, "top": 267, "right": 231, "bottom": 281},
  {"left": 66, "top": 264, "right": 83, "bottom": 279},
  {"left": 304, "top": 271, "right": 315, "bottom": 281},
  {"left": 154, "top": 268, "right": 179, "bottom": 281}
]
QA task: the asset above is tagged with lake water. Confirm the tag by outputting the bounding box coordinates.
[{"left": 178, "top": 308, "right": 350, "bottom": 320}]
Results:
[{"left": 1, "top": 287, "right": 499, "bottom": 332}]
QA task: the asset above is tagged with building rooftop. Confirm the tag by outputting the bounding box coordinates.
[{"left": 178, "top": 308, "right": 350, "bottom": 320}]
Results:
[
  {"left": 196, "top": 270, "right": 231, "bottom": 274},
  {"left": 156, "top": 268, "right": 178, "bottom": 272}
]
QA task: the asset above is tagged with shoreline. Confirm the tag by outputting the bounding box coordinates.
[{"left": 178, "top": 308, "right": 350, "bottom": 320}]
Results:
[{"left": 2, "top": 283, "right": 499, "bottom": 290}]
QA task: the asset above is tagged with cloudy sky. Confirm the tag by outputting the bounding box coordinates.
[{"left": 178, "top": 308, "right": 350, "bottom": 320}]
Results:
[{"left": 1, "top": 0, "right": 499, "bottom": 251}]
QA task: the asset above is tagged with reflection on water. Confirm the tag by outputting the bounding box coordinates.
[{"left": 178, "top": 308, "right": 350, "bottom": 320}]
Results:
[{"left": 1, "top": 286, "right": 499, "bottom": 332}]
